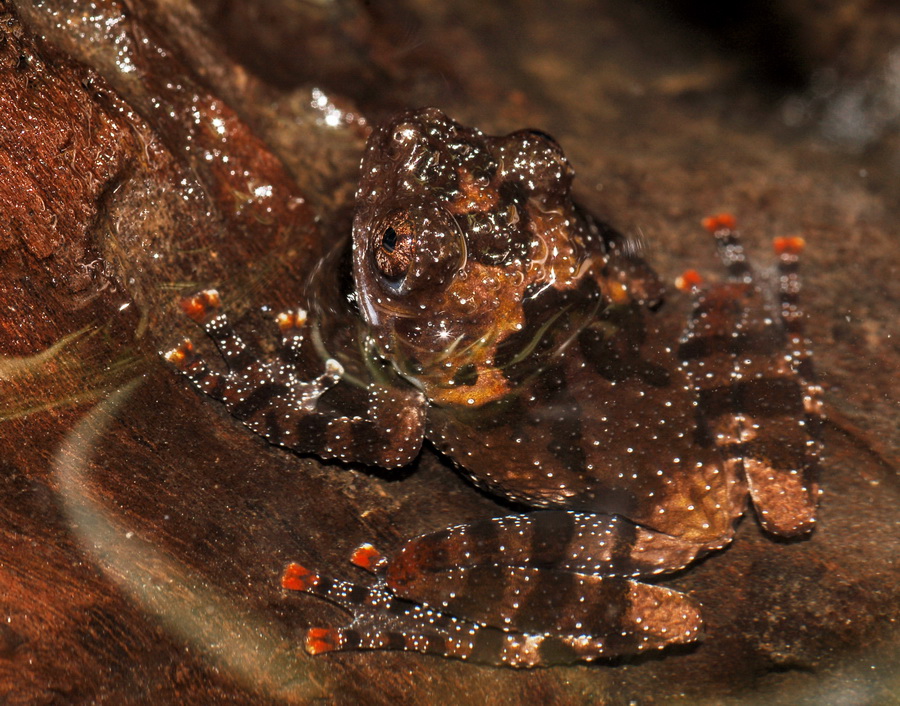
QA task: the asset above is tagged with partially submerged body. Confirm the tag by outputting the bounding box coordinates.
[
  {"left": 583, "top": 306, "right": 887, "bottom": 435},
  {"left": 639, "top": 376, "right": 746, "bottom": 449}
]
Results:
[{"left": 167, "top": 108, "right": 821, "bottom": 667}]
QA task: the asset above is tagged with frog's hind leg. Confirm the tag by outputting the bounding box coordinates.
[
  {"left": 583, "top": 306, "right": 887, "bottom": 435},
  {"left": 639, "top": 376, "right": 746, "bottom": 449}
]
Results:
[
  {"left": 282, "top": 512, "right": 704, "bottom": 665},
  {"left": 282, "top": 513, "right": 702, "bottom": 667},
  {"left": 382, "top": 512, "right": 706, "bottom": 581},
  {"left": 680, "top": 216, "right": 820, "bottom": 537},
  {"left": 282, "top": 561, "right": 508, "bottom": 664}
]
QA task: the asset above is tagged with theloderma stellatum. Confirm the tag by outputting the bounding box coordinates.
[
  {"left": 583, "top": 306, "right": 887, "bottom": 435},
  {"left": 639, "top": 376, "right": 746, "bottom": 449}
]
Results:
[{"left": 167, "top": 108, "right": 821, "bottom": 667}]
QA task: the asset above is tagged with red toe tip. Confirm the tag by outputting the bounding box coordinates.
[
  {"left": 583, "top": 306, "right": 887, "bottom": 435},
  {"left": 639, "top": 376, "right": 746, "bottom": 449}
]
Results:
[
  {"left": 282, "top": 563, "right": 319, "bottom": 591},
  {"left": 701, "top": 213, "right": 737, "bottom": 233},
  {"left": 306, "top": 627, "right": 340, "bottom": 654},
  {"left": 675, "top": 269, "right": 704, "bottom": 291},
  {"left": 773, "top": 235, "right": 806, "bottom": 256}
]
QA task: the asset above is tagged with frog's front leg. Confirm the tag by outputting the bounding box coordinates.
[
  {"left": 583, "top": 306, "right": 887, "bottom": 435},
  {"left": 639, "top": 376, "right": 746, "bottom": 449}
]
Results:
[
  {"left": 283, "top": 511, "right": 705, "bottom": 666},
  {"left": 165, "top": 290, "right": 426, "bottom": 467}
]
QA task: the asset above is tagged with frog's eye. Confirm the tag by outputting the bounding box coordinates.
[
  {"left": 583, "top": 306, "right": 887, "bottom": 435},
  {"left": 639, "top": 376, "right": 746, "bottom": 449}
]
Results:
[{"left": 374, "top": 216, "right": 415, "bottom": 281}]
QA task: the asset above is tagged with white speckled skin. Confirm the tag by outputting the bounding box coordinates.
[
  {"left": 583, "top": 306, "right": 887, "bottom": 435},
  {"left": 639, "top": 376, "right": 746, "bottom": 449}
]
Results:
[{"left": 170, "top": 109, "right": 821, "bottom": 666}]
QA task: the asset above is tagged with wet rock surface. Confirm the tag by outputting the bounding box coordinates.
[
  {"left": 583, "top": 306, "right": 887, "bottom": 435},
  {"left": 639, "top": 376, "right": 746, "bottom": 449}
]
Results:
[{"left": 0, "top": 1, "right": 897, "bottom": 703}]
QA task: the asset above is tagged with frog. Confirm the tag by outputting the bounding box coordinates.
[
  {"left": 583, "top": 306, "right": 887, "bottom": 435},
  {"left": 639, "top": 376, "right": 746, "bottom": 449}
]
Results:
[{"left": 165, "top": 108, "right": 821, "bottom": 667}]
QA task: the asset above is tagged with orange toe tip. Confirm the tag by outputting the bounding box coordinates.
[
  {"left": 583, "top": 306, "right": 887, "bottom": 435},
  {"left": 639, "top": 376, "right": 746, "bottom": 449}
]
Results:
[
  {"left": 675, "top": 269, "right": 704, "bottom": 291},
  {"left": 180, "top": 289, "right": 221, "bottom": 322},
  {"left": 163, "top": 339, "right": 194, "bottom": 365},
  {"left": 282, "top": 562, "right": 319, "bottom": 591},
  {"left": 701, "top": 213, "right": 737, "bottom": 233},
  {"left": 276, "top": 309, "right": 308, "bottom": 331},
  {"left": 350, "top": 543, "right": 385, "bottom": 571},
  {"left": 773, "top": 235, "right": 806, "bottom": 256},
  {"left": 305, "top": 627, "right": 340, "bottom": 655}
]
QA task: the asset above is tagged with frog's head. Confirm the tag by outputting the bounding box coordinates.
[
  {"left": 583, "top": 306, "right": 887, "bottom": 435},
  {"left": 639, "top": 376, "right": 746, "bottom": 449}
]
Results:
[{"left": 351, "top": 108, "right": 599, "bottom": 406}]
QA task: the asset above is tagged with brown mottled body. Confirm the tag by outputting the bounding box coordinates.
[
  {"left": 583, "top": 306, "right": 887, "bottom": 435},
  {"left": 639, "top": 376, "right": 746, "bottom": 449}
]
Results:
[{"left": 167, "top": 109, "right": 821, "bottom": 666}]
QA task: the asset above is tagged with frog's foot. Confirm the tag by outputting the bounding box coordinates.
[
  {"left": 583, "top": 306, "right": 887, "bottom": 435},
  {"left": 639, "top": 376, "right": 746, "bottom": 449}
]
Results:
[
  {"left": 283, "top": 562, "right": 514, "bottom": 663},
  {"left": 164, "top": 338, "right": 228, "bottom": 398},
  {"left": 164, "top": 289, "right": 341, "bottom": 414},
  {"left": 165, "top": 290, "right": 426, "bottom": 467},
  {"left": 282, "top": 512, "right": 705, "bottom": 666},
  {"left": 275, "top": 308, "right": 308, "bottom": 361},
  {"left": 177, "top": 289, "right": 255, "bottom": 367},
  {"left": 679, "top": 215, "right": 821, "bottom": 537}
]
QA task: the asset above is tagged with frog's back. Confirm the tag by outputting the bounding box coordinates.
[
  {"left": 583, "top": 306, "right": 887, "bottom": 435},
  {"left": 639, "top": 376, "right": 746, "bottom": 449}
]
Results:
[
  {"left": 350, "top": 108, "right": 714, "bottom": 531},
  {"left": 424, "top": 301, "right": 734, "bottom": 539}
]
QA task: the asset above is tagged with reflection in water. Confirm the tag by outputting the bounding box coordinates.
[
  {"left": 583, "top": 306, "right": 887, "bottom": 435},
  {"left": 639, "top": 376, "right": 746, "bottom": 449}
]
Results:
[
  {"left": 53, "top": 382, "right": 321, "bottom": 703},
  {"left": 0, "top": 327, "right": 137, "bottom": 422}
]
